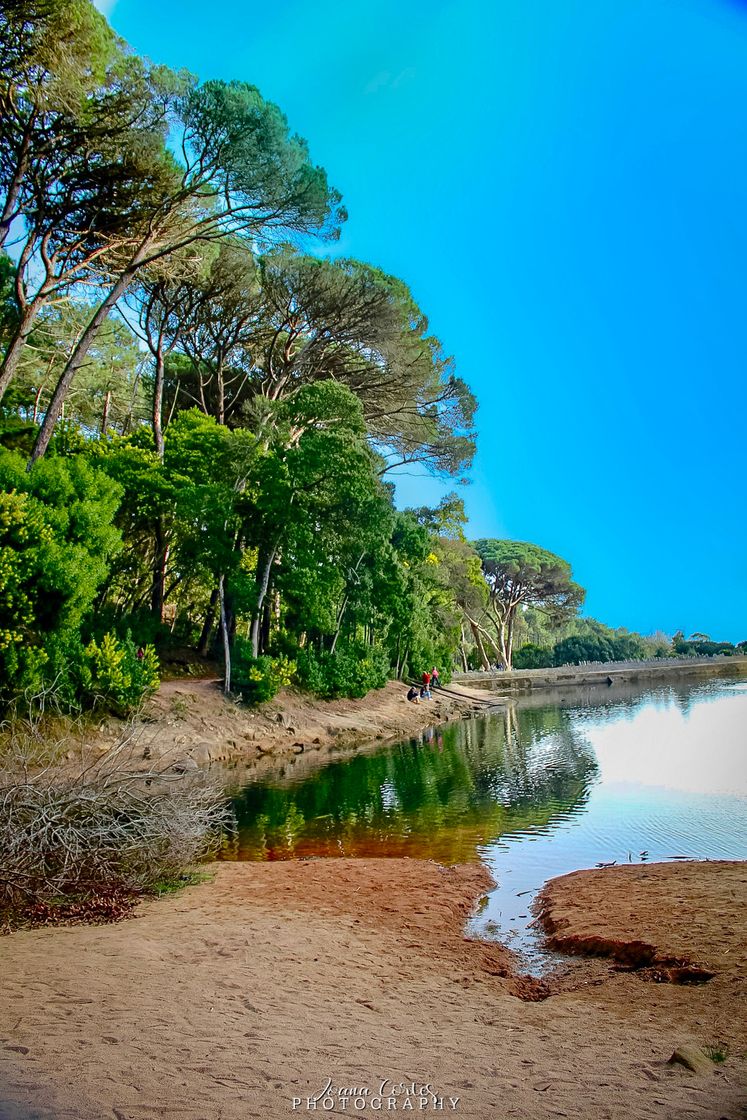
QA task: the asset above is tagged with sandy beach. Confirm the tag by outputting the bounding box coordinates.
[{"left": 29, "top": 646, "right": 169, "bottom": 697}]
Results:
[{"left": 1, "top": 858, "right": 744, "bottom": 1120}]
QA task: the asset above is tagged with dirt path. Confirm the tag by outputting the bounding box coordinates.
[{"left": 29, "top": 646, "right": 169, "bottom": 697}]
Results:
[
  {"left": 93, "top": 678, "right": 493, "bottom": 770},
  {"left": 1, "top": 859, "right": 744, "bottom": 1120}
]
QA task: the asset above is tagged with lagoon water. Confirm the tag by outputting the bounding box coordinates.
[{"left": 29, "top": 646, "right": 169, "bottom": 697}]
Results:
[{"left": 228, "top": 672, "right": 747, "bottom": 965}]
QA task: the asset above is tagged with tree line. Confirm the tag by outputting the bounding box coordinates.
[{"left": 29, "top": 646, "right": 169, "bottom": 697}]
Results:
[{"left": 0, "top": 0, "right": 739, "bottom": 716}]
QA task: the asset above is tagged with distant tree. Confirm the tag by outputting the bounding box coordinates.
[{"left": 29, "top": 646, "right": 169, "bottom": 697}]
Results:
[
  {"left": 513, "top": 643, "right": 554, "bottom": 669},
  {"left": 409, "top": 492, "right": 468, "bottom": 539},
  {"left": 553, "top": 634, "right": 615, "bottom": 666},
  {"left": 473, "top": 540, "right": 585, "bottom": 670}
]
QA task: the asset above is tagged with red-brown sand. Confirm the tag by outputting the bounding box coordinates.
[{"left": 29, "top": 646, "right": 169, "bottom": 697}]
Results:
[{"left": 1, "top": 858, "right": 745, "bottom": 1120}]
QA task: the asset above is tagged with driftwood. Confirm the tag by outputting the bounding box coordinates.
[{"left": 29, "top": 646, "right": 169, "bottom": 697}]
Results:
[{"left": 0, "top": 694, "right": 229, "bottom": 918}]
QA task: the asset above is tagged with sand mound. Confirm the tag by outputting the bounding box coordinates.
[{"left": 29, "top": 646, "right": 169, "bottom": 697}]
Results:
[{"left": 1, "top": 859, "right": 745, "bottom": 1120}]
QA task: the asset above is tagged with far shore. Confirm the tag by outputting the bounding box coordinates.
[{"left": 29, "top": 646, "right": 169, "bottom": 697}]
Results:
[{"left": 453, "top": 654, "right": 747, "bottom": 694}]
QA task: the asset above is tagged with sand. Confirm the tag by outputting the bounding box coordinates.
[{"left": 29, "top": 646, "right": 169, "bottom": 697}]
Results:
[
  {"left": 87, "top": 678, "right": 492, "bottom": 771},
  {"left": 1, "top": 858, "right": 745, "bottom": 1120}
]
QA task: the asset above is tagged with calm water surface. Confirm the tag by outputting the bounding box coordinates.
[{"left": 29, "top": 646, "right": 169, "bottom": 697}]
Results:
[{"left": 226, "top": 672, "right": 747, "bottom": 965}]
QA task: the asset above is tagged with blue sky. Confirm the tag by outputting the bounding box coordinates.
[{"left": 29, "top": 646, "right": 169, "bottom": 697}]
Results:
[{"left": 98, "top": 0, "right": 747, "bottom": 640}]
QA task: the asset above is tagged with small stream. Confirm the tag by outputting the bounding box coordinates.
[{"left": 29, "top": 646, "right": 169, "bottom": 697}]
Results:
[{"left": 224, "top": 670, "right": 747, "bottom": 971}]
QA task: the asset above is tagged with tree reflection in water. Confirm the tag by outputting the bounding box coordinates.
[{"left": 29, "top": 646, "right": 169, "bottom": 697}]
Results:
[{"left": 225, "top": 707, "right": 599, "bottom": 864}]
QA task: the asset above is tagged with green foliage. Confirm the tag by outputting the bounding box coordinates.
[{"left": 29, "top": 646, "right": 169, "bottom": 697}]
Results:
[
  {"left": 81, "top": 632, "right": 159, "bottom": 715},
  {"left": 0, "top": 448, "right": 122, "bottom": 702},
  {"left": 672, "top": 630, "right": 736, "bottom": 657},
  {"left": 513, "top": 643, "right": 555, "bottom": 669},
  {"left": 296, "top": 643, "right": 390, "bottom": 699},
  {"left": 2, "top": 0, "right": 729, "bottom": 720},
  {"left": 232, "top": 642, "right": 295, "bottom": 705},
  {"left": 552, "top": 630, "right": 647, "bottom": 666}
]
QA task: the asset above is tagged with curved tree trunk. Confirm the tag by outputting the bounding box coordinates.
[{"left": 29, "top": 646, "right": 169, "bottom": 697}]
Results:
[
  {"left": 28, "top": 268, "right": 136, "bottom": 466},
  {"left": 0, "top": 302, "right": 42, "bottom": 403},
  {"left": 250, "top": 543, "right": 278, "bottom": 658},
  {"left": 469, "top": 620, "right": 491, "bottom": 671}
]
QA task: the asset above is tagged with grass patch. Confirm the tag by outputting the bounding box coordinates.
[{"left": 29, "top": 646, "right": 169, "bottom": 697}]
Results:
[
  {"left": 703, "top": 1044, "right": 728, "bottom": 1064},
  {"left": 150, "top": 870, "right": 214, "bottom": 897}
]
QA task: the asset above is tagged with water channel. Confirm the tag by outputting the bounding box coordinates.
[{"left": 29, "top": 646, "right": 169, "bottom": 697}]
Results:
[{"left": 225, "top": 670, "right": 747, "bottom": 968}]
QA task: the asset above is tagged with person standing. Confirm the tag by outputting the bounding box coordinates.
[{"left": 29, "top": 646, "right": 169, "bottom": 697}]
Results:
[{"left": 431, "top": 666, "right": 440, "bottom": 689}]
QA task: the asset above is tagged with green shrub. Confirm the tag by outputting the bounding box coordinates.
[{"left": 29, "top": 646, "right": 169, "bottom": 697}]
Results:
[
  {"left": 232, "top": 642, "right": 296, "bottom": 705},
  {"left": 296, "top": 643, "right": 390, "bottom": 699},
  {"left": 513, "top": 643, "right": 554, "bottom": 669},
  {"left": 0, "top": 449, "right": 122, "bottom": 707},
  {"left": 82, "top": 632, "right": 160, "bottom": 715}
]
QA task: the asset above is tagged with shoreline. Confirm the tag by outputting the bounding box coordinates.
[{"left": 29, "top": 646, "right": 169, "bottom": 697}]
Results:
[
  {"left": 82, "top": 657, "right": 747, "bottom": 777},
  {"left": 453, "top": 654, "right": 747, "bottom": 695},
  {"left": 1, "top": 857, "right": 745, "bottom": 1119},
  {"left": 88, "top": 677, "right": 494, "bottom": 772}
]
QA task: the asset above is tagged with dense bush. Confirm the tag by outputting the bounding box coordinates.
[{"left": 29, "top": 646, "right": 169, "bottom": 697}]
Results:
[
  {"left": 295, "top": 643, "right": 390, "bottom": 699},
  {"left": 80, "top": 633, "right": 160, "bottom": 715},
  {"left": 553, "top": 632, "right": 647, "bottom": 666},
  {"left": 513, "top": 643, "right": 554, "bottom": 669},
  {"left": 0, "top": 450, "right": 122, "bottom": 704},
  {"left": 231, "top": 640, "right": 296, "bottom": 705}
]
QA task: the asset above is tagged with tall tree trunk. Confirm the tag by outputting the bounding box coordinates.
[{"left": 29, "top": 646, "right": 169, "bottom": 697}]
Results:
[
  {"left": 330, "top": 595, "right": 348, "bottom": 655},
  {"left": 219, "top": 574, "right": 231, "bottom": 695},
  {"left": 0, "top": 301, "right": 42, "bottom": 403},
  {"left": 100, "top": 390, "right": 112, "bottom": 436},
  {"left": 151, "top": 518, "right": 169, "bottom": 623},
  {"left": 0, "top": 126, "right": 32, "bottom": 249},
  {"left": 216, "top": 359, "right": 225, "bottom": 427},
  {"left": 153, "top": 339, "right": 166, "bottom": 458},
  {"left": 250, "top": 544, "right": 277, "bottom": 658},
  {"left": 260, "top": 600, "right": 271, "bottom": 653},
  {"left": 197, "top": 587, "right": 220, "bottom": 656},
  {"left": 470, "top": 621, "right": 491, "bottom": 671},
  {"left": 28, "top": 268, "right": 136, "bottom": 466}
]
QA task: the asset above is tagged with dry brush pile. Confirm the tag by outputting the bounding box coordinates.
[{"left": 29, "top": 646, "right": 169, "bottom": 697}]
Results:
[{"left": 0, "top": 701, "right": 230, "bottom": 928}]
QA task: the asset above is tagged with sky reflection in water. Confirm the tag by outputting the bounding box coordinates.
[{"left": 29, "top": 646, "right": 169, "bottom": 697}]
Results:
[{"left": 227, "top": 672, "right": 747, "bottom": 961}]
